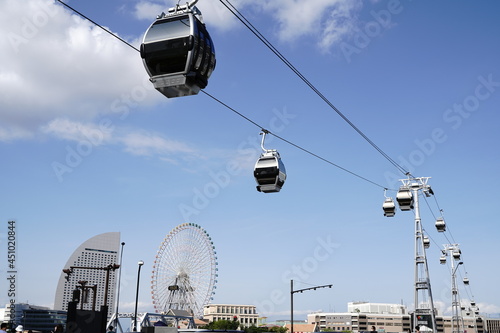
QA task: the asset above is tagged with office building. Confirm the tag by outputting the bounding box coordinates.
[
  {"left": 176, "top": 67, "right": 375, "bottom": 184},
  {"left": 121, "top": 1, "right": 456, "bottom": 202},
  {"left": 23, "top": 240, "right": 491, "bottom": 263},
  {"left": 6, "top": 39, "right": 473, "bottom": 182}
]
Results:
[
  {"left": 0, "top": 303, "right": 66, "bottom": 333},
  {"left": 203, "top": 304, "right": 259, "bottom": 327},
  {"left": 307, "top": 302, "right": 499, "bottom": 333},
  {"left": 53, "top": 232, "right": 120, "bottom": 317}
]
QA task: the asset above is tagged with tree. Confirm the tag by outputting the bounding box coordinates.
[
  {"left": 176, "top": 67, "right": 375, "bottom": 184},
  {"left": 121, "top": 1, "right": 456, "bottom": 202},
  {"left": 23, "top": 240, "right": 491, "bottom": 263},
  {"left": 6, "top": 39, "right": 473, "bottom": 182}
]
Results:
[
  {"left": 242, "top": 325, "right": 288, "bottom": 333},
  {"left": 268, "top": 326, "right": 288, "bottom": 333},
  {"left": 200, "top": 319, "right": 240, "bottom": 330}
]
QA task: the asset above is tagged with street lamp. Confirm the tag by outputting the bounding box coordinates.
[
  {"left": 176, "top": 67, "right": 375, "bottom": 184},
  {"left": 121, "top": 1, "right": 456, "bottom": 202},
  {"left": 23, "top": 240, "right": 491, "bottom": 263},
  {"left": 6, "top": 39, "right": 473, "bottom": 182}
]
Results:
[
  {"left": 114, "top": 242, "right": 125, "bottom": 331},
  {"left": 290, "top": 280, "right": 332, "bottom": 333},
  {"left": 134, "top": 260, "right": 144, "bottom": 332}
]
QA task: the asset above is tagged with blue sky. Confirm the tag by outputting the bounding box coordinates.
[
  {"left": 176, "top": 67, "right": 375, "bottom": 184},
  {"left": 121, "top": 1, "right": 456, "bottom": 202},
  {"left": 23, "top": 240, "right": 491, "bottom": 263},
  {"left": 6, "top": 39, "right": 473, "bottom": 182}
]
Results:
[{"left": 1, "top": 0, "right": 499, "bottom": 322}]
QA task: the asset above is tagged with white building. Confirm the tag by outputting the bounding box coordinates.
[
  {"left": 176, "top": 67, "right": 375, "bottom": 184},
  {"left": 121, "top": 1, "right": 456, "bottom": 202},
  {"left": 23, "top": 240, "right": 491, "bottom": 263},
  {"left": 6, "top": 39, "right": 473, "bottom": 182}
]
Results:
[
  {"left": 307, "top": 302, "right": 495, "bottom": 333},
  {"left": 348, "top": 302, "right": 407, "bottom": 315},
  {"left": 53, "top": 232, "right": 120, "bottom": 317},
  {"left": 203, "top": 304, "right": 259, "bottom": 327}
]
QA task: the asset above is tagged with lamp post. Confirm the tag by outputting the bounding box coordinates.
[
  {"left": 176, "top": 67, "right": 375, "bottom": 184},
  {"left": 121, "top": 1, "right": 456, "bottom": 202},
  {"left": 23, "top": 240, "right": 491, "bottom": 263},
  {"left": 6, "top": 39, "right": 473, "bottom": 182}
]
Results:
[
  {"left": 134, "top": 260, "right": 144, "bottom": 332},
  {"left": 114, "top": 242, "right": 125, "bottom": 331},
  {"left": 290, "top": 280, "right": 332, "bottom": 333}
]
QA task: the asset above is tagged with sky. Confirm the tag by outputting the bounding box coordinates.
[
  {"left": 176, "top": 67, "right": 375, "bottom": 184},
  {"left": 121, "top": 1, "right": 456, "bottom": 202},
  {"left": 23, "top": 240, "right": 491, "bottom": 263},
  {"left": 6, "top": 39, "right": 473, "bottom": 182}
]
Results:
[{"left": 1, "top": 0, "right": 500, "bottom": 323}]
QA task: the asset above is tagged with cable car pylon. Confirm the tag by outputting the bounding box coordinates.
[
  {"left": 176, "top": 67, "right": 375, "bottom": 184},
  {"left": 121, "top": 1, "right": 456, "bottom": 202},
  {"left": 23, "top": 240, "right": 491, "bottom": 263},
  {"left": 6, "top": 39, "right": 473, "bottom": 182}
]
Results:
[{"left": 386, "top": 176, "right": 438, "bottom": 333}]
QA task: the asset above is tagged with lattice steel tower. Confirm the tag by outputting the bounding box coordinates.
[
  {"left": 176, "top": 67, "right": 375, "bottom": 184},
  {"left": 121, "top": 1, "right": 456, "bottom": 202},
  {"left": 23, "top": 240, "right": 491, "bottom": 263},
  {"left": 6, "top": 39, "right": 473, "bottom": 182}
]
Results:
[
  {"left": 441, "top": 244, "right": 464, "bottom": 333},
  {"left": 396, "top": 177, "right": 437, "bottom": 333}
]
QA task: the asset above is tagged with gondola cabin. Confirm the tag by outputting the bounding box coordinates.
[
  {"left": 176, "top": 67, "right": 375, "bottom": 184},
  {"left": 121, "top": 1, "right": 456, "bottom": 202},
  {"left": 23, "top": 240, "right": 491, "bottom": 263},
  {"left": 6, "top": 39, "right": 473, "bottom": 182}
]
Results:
[
  {"left": 254, "top": 151, "right": 286, "bottom": 193},
  {"left": 382, "top": 197, "right": 396, "bottom": 217},
  {"left": 140, "top": 6, "right": 216, "bottom": 98},
  {"left": 452, "top": 248, "right": 461, "bottom": 260},
  {"left": 440, "top": 255, "right": 446, "bottom": 264},
  {"left": 396, "top": 186, "right": 414, "bottom": 211},
  {"left": 463, "top": 277, "right": 469, "bottom": 285},
  {"left": 435, "top": 217, "right": 446, "bottom": 232},
  {"left": 423, "top": 236, "right": 430, "bottom": 249}
]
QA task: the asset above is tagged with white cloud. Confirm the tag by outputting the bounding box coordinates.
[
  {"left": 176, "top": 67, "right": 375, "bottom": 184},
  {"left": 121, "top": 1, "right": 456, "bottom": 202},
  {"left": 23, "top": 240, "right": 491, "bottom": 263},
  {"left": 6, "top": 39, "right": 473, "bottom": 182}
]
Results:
[
  {"left": 260, "top": 0, "right": 362, "bottom": 52},
  {"left": 477, "top": 302, "right": 500, "bottom": 314},
  {"left": 0, "top": 126, "right": 34, "bottom": 142},
  {"left": 134, "top": 1, "right": 166, "bottom": 21},
  {"left": 132, "top": 0, "right": 363, "bottom": 51},
  {"left": 120, "top": 131, "right": 195, "bottom": 157},
  {"left": 0, "top": 0, "right": 163, "bottom": 142},
  {"left": 41, "top": 117, "right": 198, "bottom": 161},
  {"left": 42, "top": 118, "right": 113, "bottom": 145}
]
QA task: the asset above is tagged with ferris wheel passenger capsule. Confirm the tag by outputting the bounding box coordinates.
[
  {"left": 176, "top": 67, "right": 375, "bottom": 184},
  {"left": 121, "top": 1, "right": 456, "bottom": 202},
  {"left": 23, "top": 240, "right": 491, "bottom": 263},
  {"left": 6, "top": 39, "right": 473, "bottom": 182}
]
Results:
[
  {"left": 396, "top": 186, "right": 414, "bottom": 211},
  {"left": 435, "top": 217, "right": 446, "bottom": 232},
  {"left": 382, "top": 197, "right": 396, "bottom": 217},
  {"left": 140, "top": 1, "right": 216, "bottom": 98}
]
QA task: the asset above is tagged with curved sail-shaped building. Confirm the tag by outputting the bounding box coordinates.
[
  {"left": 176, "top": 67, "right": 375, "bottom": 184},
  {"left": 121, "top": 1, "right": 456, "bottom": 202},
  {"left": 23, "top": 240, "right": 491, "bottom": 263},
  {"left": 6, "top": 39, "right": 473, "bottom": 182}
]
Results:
[{"left": 53, "top": 232, "right": 120, "bottom": 317}]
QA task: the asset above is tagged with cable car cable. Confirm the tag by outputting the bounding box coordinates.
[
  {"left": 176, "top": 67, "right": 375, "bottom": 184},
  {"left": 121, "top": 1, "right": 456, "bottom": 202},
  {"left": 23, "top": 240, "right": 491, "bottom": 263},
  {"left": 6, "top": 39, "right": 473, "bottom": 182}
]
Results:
[
  {"left": 202, "top": 91, "right": 386, "bottom": 189},
  {"left": 53, "top": 3, "right": 481, "bottom": 298},
  {"left": 56, "top": 0, "right": 140, "bottom": 52},
  {"left": 52, "top": 0, "right": 392, "bottom": 190},
  {"left": 219, "top": 0, "right": 409, "bottom": 176},
  {"left": 422, "top": 194, "right": 458, "bottom": 245},
  {"left": 431, "top": 193, "right": 458, "bottom": 244},
  {"left": 422, "top": 194, "right": 438, "bottom": 221}
]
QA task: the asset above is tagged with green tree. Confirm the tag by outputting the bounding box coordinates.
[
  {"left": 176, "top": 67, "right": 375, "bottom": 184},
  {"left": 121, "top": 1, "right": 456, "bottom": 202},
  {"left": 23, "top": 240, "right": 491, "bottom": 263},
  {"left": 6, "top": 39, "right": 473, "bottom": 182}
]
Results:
[
  {"left": 201, "top": 319, "right": 241, "bottom": 330},
  {"left": 242, "top": 325, "right": 288, "bottom": 333},
  {"left": 268, "top": 326, "right": 288, "bottom": 333}
]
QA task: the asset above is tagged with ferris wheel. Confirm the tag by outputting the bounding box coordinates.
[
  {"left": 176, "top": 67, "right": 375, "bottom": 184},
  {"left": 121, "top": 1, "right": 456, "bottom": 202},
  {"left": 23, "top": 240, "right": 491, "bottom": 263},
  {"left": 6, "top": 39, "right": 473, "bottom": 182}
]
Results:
[{"left": 151, "top": 222, "right": 218, "bottom": 318}]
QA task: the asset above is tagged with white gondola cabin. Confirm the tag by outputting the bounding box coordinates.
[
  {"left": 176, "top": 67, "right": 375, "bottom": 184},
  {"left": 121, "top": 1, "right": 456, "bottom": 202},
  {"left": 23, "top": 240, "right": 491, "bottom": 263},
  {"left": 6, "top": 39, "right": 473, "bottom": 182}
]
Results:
[
  {"left": 452, "top": 248, "right": 461, "bottom": 260},
  {"left": 140, "top": 3, "right": 216, "bottom": 98},
  {"left": 463, "top": 277, "right": 469, "bottom": 285},
  {"left": 423, "top": 236, "right": 430, "bottom": 249},
  {"left": 396, "top": 186, "right": 414, "bottom": 211},
  {"left": 435, "top": 217, "right": 446, "bottom": 232},
  {"left": 440, "top": 255, "right": 446, "bottom": 264},
  {"left": 382, "top": 197, "right": 396, "bottom": 217},
  {"left": 254, "top": 151, "right": 286, "bottom": 193}
]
